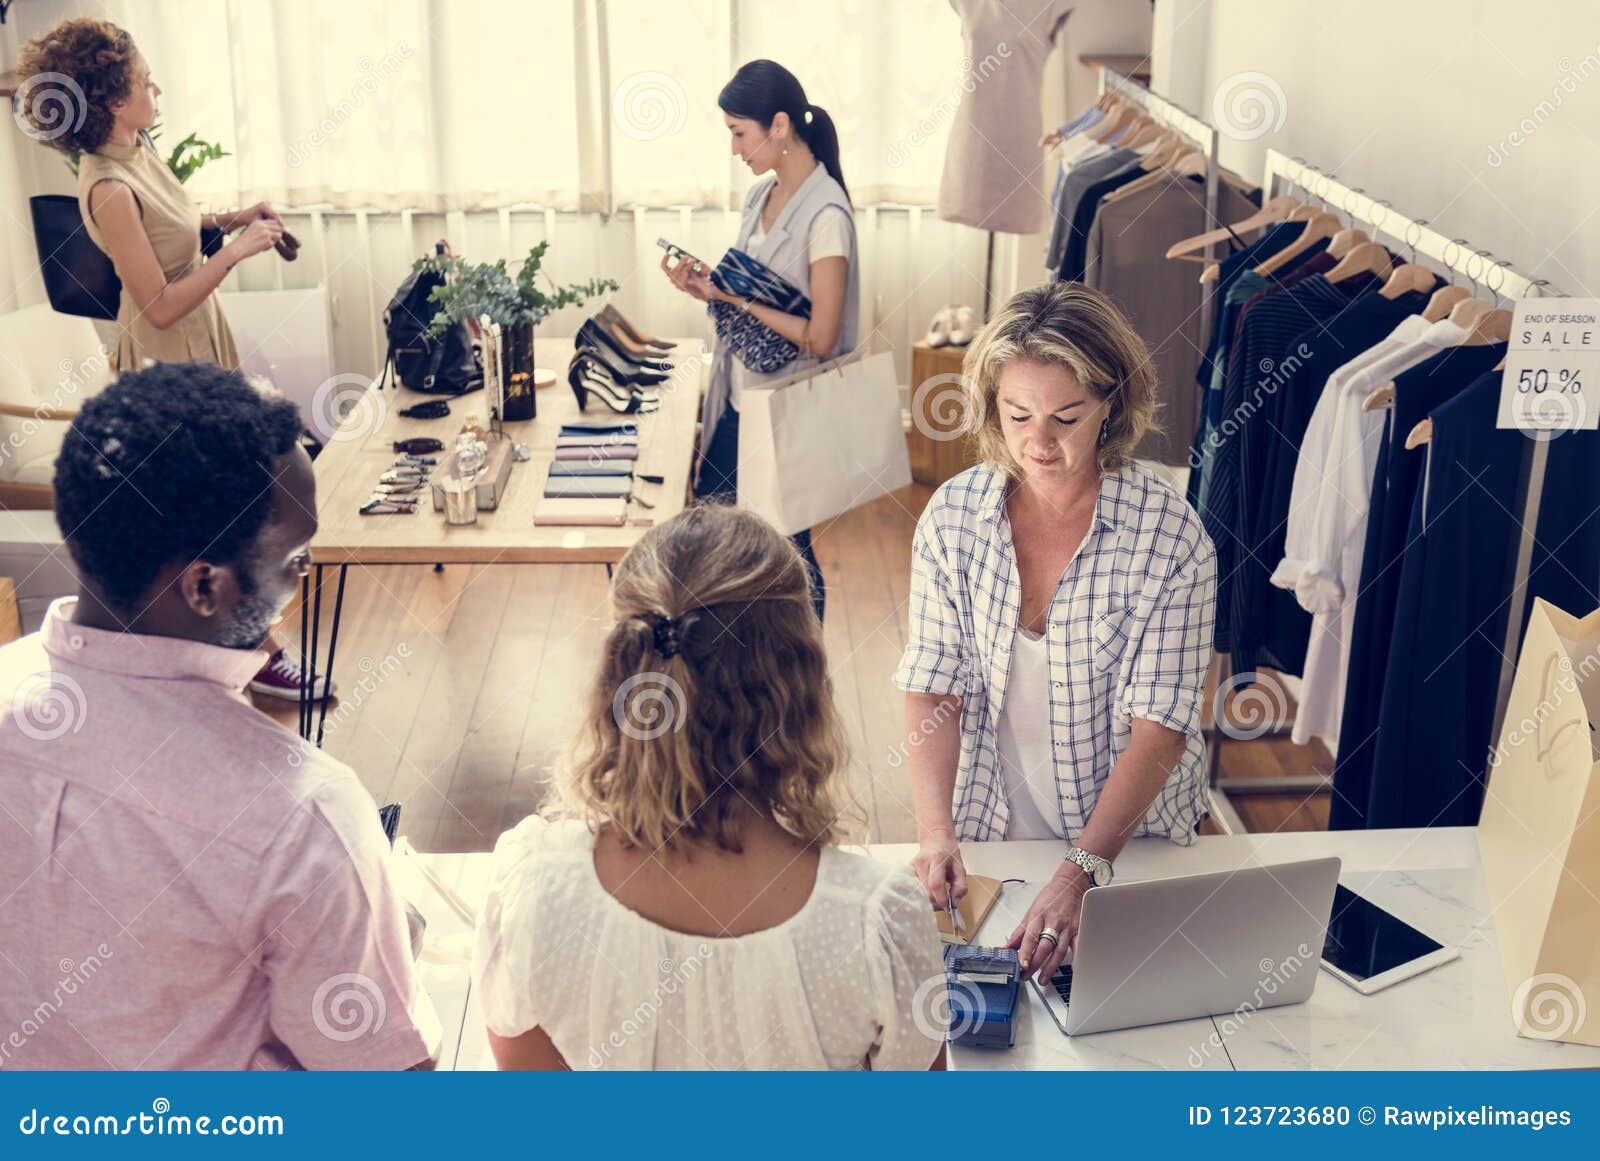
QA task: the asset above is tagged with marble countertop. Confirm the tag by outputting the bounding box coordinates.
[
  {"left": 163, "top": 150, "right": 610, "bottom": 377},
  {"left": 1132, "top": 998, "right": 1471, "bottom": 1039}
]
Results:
[{"left": 402, "top": 827, "right": 1600, "bottom": 1071}]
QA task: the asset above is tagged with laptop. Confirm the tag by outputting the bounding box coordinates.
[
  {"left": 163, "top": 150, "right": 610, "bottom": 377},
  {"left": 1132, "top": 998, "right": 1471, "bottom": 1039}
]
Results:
[{"left": 1034, "top": 857, "right": 1340, "bottom": 1036}]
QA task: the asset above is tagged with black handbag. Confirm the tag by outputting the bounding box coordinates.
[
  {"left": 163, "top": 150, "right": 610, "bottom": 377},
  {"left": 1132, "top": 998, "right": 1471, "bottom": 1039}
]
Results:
[
  {"left": 29, "top": 195, "right": 226, "bottom": 322},
  {"left": 378, "top": 262, "right": 482, "bottom": 396},
  {"left": 30, "top": 195, "right": 120, "bottom": 320}
]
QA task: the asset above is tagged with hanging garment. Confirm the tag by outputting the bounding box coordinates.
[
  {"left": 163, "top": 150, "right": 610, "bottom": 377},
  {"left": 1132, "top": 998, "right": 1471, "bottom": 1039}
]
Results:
[
  {"left": 1202, "top": 269, "right": 1376, "bottom": 658},
  {"left": 1280, "top": 321, "right": 1480, "bottom": 748},
  {"left": 1044, "top": 105, "right": 1109, "bottom": 260},
  {"left": 1055, "top": 163, "right": 1151, "bottom": 283},
  {"left": 1188, "top": 227, "right": 1325, "bottom": 510},
  {"left": 1254, "top": 289, "right": 1439, "bottom": 675},
  {"left": 938, "top": 0, "right": 1074, "bottom": 234},
  {"left": 1366, "top": 363, "right": 1599, "bottom": 829},
  {"left": 1083, "top": 175, "right": 1259, "bottom": 465},
  {"left": 1046, "top": 147, "right": 1140, "bottom": 273},
  {"left": 1328, "top": 351, "right": 1498, "bottom": 828},
  {"left": 1193, "top": 220, "right": 1306, "bottom": 395}
]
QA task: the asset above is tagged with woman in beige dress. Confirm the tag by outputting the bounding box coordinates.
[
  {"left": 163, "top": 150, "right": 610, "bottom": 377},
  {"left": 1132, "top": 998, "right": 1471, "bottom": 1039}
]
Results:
[
  {"left": 18, "top": 17, "right": 281, "bottom": 371},
  {"left": 19, "top": 17, "right": 334, "bottom": 704}
]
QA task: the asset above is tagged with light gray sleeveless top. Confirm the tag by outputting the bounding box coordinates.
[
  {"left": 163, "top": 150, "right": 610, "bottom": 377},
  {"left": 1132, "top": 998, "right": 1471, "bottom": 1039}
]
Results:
[{"left": 697, "top": 162, "right": 860, "bottom": 462}]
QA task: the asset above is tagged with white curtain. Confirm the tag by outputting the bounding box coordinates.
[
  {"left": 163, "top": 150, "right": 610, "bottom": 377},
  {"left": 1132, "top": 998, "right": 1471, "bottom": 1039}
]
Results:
[{"left": 79, "top": 0, "right": 968, "bottom": 213}]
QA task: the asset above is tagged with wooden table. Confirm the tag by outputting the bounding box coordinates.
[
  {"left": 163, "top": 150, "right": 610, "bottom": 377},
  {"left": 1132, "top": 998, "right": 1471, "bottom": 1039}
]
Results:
[
  {"left": 296, "top": 337, "right": 704, "bottom": 742},
  {"left": 409, "top": 828, "right": 1600, "bottom": 1071}
]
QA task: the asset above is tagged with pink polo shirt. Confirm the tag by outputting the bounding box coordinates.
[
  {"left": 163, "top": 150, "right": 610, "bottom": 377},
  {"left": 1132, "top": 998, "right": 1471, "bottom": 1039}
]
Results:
[{"left": 0, "top": 599, "right": 439, "bottom": 1070}]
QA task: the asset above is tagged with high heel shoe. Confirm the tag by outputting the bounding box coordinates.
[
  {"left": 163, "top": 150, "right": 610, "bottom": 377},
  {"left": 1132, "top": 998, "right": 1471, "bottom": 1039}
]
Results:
[
  {"left": 568, "top": 353, "right": 660, "bottom": 414},
  {"left": 576, "top": 333, "right": 669, "bottom": 386},
  {"left": 579, "top": 319, "right": 672, "bottom": 373},
  {"left": 600, "top": 304, "right": 675, "bottom": 351},
  {"left": 590, "top": 313, "right": 669, "bottom": 362}
]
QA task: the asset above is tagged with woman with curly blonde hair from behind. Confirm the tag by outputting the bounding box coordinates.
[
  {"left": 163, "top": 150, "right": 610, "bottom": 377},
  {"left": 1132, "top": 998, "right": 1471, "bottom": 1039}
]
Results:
[{"left": 474, "top": 503, "right": 946, "bottom": 1070}]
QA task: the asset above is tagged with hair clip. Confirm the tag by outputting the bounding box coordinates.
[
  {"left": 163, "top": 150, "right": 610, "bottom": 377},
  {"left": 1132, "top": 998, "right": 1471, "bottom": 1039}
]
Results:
[
  {"left": 372, "top": 481, "right": 424, "bottom": 495},
  {"left": 361, "top": 498, "right": 418, "bottom": 516},
  {"left": 394, "top": 454, "right": 437, "bottom": 468},
  {"left": 379, "top": 469, "right": 428, "bottom": 483},
  {"left": 649, "top": 609, "right": 703, "bottom": 659}
]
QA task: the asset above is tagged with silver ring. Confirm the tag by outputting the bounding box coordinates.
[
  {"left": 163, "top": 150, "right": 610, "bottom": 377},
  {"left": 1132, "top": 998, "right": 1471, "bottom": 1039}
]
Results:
[{"left": 1038, "top": 927, "right": 1060, "bottom": 946}]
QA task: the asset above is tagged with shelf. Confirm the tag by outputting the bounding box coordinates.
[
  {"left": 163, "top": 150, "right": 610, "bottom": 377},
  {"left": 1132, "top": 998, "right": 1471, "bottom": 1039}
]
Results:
[{"left": 1078, "top": 53, "right": 1152, "bottom": 87}]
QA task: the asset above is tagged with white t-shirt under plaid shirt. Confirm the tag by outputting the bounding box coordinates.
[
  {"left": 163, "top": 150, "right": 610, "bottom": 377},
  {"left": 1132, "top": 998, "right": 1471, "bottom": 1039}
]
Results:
[{"left": 893, "top": 462, "right": 1217, "bottom": 845}]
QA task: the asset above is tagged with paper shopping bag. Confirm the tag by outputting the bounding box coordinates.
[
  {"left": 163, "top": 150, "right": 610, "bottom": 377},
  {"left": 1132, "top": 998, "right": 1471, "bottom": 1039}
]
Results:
[
  {"left": 737, "top": 349, "right": 911, "bottom": 537},
  {"left": 1477, "top": 598, "right": 1600, "bottom": 1047}
]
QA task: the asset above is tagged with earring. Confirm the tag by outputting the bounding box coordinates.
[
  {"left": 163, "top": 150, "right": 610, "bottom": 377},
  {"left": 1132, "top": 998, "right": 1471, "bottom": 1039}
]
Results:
[{"left": 1098, "top": 422, "right": 1109, "bottom": 446}]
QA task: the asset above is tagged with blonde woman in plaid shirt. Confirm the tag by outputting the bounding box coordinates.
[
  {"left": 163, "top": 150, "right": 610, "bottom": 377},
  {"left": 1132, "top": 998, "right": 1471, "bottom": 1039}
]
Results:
[{"left": 894, "top": 282, "right": 1217, "bottom": 987}]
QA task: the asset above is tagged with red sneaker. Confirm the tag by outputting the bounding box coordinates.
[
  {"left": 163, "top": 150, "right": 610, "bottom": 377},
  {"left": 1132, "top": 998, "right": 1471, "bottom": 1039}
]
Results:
[{"left": 249, "top": 648, "right": 337, "bottom": 703}]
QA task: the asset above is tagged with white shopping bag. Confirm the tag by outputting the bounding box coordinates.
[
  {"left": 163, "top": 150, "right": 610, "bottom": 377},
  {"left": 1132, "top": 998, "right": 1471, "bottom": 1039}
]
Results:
[{"left": 737, "top": 349, "right": 911, "bottom": 536}]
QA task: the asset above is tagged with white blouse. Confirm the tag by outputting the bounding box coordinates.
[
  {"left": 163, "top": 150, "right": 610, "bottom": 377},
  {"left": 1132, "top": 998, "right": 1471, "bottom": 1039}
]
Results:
[
  {"left": 472, "top": 815, "right": 946, "bottom": 1070},
  {"left": 995, "top": 627, "right": 1066, "bottom": 840}
]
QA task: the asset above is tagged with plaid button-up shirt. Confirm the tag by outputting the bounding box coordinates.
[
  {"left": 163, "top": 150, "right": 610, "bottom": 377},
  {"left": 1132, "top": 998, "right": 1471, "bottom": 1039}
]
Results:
[{"left": 893, "top": 462, "right": 1217, "bottom": 845}]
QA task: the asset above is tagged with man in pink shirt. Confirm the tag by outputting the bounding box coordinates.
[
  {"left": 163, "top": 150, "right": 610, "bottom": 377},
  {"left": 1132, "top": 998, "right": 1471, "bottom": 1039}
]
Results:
[{"left": 0, "top": 362, "right": 439, "bottom": 1069}]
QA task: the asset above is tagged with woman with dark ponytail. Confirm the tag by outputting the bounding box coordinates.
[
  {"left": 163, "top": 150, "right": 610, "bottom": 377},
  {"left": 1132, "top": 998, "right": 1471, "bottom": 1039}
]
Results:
[{"left": 662, "top": 60, "right": 860, "bottom": 624}]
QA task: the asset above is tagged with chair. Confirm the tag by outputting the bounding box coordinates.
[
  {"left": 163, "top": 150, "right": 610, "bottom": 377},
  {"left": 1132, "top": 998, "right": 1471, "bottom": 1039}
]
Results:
[{"left": 0, "top": 302, "right": 113, "bottom": 510}]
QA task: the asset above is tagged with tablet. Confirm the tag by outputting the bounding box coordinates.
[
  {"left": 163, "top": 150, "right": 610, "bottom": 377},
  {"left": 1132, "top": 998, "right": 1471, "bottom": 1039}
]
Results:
[{"left": 1320, "top": 884, "right": 1459, "bottom": 995}]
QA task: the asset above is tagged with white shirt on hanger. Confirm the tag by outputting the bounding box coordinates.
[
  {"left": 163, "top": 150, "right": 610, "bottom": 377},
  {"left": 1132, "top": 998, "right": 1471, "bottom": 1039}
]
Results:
[
  {"left": 1283, "top": 317, "right": 1470, "bottom": 749},
  {"left": 1272, "top": 313, "right": 1432, "bottom": 594},
  {"left": 995, "top": 626, "right": 1066, "bottom": 840}
]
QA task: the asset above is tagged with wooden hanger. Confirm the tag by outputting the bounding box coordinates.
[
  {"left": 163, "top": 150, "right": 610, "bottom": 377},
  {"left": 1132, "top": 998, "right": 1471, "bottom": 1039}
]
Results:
[
  {"left": 1447, "top": 296, "right": 1494, "bottom": 329},
  {"left": 1422, "top": 284, "right": 1470, "bottom": 322},
  {"left": 1326, "top": 228, "right": 1369, "bottom": 261},
  {"left": 1463, "top": 306, "right": 1512, "bottom": 345},
  {"left": 1380, "top": 263, "right": 1437, "bottom": 299},
  {"left": 1362, "top": 382, "right": 1396, "bottom": 412},
  {"left": 1287, "top": 204, "right": 1321, "bottom": 222},
  {"left": 1327, "top": 241, "right": 1392, "bottom": 284},
  {"left": 1090, "top": 103, "right": 1138, "bottom": 143},
  {"left": 1140, "top": 133, "right": 1185, "bottom": 171},
  {"left": 1103, "top": 148, "right": 1205, "bottom": 205},
  {"left": 1165, "top": 195, "right": 1303, "bottom": 261},
  {"left": 1122, "top": 118, "right": 1165, "bottom": 150},
  {"left": 1254, "top": 212, "right": 1340, "bottom": 276},
  {"left": 1405, "top": 418, "right": 1433, "bottom": 449},
  {"left": 1218, "top": 169, "right": 1259, "bottom": 194}
]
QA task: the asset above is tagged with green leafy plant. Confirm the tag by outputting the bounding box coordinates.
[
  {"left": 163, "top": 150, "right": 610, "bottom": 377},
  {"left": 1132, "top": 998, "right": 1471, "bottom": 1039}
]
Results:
[
  {"left": 63, "top": 122, "right": 231, "bottom": 184},
  {"left": 416, "top": 241, "right": 617, "bottom": 335}
]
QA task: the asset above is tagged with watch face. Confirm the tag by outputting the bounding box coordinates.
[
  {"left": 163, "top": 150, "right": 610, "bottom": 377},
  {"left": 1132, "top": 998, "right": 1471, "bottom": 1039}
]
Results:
[{"left": 1092, "top": 861, "right": 1112, "bottom": 886}]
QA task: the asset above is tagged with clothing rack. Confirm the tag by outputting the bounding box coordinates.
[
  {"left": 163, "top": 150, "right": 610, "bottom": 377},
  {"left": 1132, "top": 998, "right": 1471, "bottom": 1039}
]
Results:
[
  {"left": 1094, "top": 67, "right": 1222, "bottom": 342},
  {"left": 1202, "top": 149, "right": 1562, "bottom": 834}
]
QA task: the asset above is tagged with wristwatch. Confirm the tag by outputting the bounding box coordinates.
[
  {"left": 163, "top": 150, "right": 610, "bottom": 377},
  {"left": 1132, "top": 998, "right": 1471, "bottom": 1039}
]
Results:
[{"left": 1064, "top": 845, "right": 1113, "bottom": 887}]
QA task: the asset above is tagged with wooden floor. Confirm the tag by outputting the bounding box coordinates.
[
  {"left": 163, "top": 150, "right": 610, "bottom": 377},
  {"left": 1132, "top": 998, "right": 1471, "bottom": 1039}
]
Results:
[{"left": 258, "top": 482, "right": 1332, "bottom": 851}]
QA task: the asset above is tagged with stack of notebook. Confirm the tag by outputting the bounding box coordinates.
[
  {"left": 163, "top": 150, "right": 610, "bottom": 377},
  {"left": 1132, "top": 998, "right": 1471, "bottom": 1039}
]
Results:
[
  {"left": 534, "top": 422, "right": 639, "bottom": 526},
  {"left": 553, "top": 421, "right": 638, "bottom": 461}
]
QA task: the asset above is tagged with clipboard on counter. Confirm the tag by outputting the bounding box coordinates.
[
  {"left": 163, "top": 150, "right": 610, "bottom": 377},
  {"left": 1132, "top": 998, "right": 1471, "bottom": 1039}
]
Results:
[{"left": 936, "top": 874, "right": 1005, "bottom": 945}]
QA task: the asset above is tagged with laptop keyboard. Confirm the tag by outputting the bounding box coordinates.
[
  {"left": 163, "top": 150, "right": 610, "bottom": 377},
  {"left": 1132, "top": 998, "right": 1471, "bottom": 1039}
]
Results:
[{"left": 1050, "top": 964, "right": 1074, "bottom": 1006}]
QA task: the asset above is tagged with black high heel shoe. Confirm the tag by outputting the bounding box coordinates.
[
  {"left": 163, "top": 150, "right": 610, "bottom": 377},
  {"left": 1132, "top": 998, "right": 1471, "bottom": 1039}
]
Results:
[
  {"left": 568, "top": 353, "right": 660, "bottom": 414},
  {"left": 578, "top": 319, "right": 672, "bottom": 373},
  {"left": 575, "top": 336, "right": 670, "bottom": 387}
]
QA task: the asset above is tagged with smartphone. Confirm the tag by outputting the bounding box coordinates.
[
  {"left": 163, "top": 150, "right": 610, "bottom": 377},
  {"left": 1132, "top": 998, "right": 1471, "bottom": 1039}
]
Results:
[
  {"left": 657, "top": 237, "right": 708, "bottom": 269},
  {"left": 1320, "top": 884, "right": 1459, "bottom": 994}
]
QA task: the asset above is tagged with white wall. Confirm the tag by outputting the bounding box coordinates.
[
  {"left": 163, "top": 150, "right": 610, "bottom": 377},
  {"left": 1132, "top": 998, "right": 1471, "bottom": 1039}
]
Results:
[{"left": 1154, "top": 0, "right": 1600, "bottom": 296}]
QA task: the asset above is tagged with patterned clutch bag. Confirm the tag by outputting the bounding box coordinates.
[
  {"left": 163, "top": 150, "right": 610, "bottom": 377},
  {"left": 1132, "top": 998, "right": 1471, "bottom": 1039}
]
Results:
[{"left": 708, "top": 248, "right": 813, "bottom": 373}]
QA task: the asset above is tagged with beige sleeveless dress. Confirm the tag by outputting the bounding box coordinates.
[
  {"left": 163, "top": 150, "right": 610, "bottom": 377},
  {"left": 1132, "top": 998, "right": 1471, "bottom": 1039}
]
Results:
[{"left": 77, "top": 134, "right": 240, "bottom": 372}]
